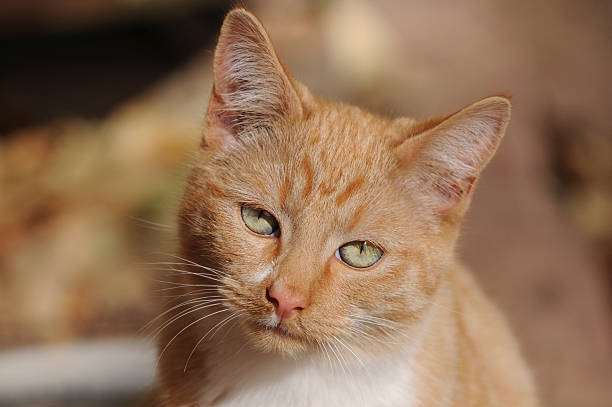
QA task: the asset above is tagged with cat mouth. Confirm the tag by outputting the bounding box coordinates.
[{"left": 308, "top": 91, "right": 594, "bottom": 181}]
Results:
[
  {"left": 248, "top": 319, "right": 305, "bottom": 341},
  {"left": 265, "top": 323, "right": 295, "bottom": 338}
]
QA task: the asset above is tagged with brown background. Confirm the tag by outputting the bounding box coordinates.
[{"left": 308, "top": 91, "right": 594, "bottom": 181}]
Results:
[{"left": 1, "top": 1, "right": 611, "bottom": 406}]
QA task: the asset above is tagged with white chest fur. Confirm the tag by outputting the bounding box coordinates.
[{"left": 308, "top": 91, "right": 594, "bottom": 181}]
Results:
[{"left": 197, "top": 342, "right": 417, "bottom": 407}]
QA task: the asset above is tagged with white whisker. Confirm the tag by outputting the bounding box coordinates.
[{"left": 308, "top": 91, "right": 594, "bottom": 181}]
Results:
[
  {"left": 129, "top": 216, "right": 172, "bottom": 232},
  {"left": 183, "top": 312, "right": 242, "bottom": 372},
  {"left": 157, "top": 288, "right": 220, "bottom": 298},
  {"left": 153, "top": 253, "right": 229, "bottom": 277},
  {"left": 335, "top": 336, "right": 365, "bottom": 369},
  {"left": 142, "top": 297, "right": 217, "bottom": 333},
  {"left": 151, "top": 300, "right": 230, "bottom": 339},
  {"left": 152, "top": 268, "right": 230, "bottom": 283},
  {"left": 326, "top": 337, "right": 347, "bottom": 379},
  {"left": 158, "top": 308, "right": 231, "bottom": 363},
  {"left": 319, "top": 341, "right": 333, "bottom": 370}
]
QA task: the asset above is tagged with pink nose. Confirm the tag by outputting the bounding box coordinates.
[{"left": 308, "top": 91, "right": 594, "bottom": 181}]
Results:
[{"left": 266, "top": 282, "right": 307, "bottom": 321}]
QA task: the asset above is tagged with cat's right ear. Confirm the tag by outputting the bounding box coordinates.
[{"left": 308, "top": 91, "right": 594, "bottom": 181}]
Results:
[
  {"left": 204, "top": 8, "right": 305, "bottom": 150},
  {"left": 394, "top": 96, "right": 511, "bottom": 220}
]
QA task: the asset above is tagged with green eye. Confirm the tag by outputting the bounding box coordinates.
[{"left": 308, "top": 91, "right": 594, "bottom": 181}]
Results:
[
  {"left": 337, "top": 241, "right": 383, "bottom": 269},
  {"left": 241, "top": 205, "right": 279, "bottom": 236}
]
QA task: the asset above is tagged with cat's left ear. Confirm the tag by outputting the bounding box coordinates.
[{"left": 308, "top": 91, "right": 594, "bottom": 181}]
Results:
[
  {"left": 204, "top": 8, "right": 305, "bottom": 150},
  {"left": 395, "top": 96, "right": 511, "bottom": 218}
]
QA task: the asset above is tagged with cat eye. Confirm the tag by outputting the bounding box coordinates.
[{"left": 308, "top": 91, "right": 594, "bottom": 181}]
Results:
[
  {"left": 241, "top": 205, "right": 279, "bottom": 236},
  {"left": 337, "top": 241, "right": 383, "bottom": 269}
]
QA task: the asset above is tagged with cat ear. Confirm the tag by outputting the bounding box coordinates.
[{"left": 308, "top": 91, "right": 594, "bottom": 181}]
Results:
[
  {"left": 396, "top": 96, "right": 511, "bottom": 217},
  {"left": 204, "top": 8, "right": 304, "bottom": 149}
]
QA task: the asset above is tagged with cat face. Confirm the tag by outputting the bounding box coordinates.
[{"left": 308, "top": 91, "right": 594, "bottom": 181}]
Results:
[
  {"left": 180, "top": 109, "right": 448, "bottom": 355},
  {"left": 176, "top": 9, "right": 510, "bottom": 356}
]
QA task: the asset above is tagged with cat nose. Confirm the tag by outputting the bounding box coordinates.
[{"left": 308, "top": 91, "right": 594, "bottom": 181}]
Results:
[{"left": 266, "top": 282, "right": 308, "bottom": 321}]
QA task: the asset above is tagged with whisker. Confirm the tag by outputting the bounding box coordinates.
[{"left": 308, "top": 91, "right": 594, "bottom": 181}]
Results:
[
  {"left": 219, "top": 313, "right": 243, "bottom": 343},
  {"left": 154, "top": 280, "right": 221, "bottom": 289},
  {"left": 326, "top": 337, "right": 347, "bottom": 379},
  {"left": 333, "top": 337, "right": 353, "bottom": 379},
  {"left": 424, "top": 298, "right": 463, "bottom": 316},
  {"left": 129, "top": 216, "right": 172, "bottom": 232},
  {"left": 183, "top": 312, "right": 241, "bottom": 372},
  {"left": 319, "top": 341, "right": 333, "bottom": 370},
  {"left": 346, "top": 315, "right": 411, "bottom": 344},
  {"left": 158, "top": 307, "right": 230, "bottom": 363},
  {"left": 350, "top": 314, "right": 401, "bottom": 330},
  {"left": 151, "top": 268, "right": 230, "bottom": 283},
  {"left": 148, "top": 265, "right": 229, "bottom": 280},
  {"left": 151, "top": 300, "right": 230, "bottom": 339},
  {"left": 350, "top": 317, "right": 405, "bottom": 338},
  {"left": 146, "top": 264, "right": 210, "bottom": 277},
  {"left": 334, "top": 336, "right": 365, "bottom": 369},
  {"left": 157, "top": 288, "right": 219, "bottom": 298},
  {"left": 209, "top": 313, "right": 242, "bottom": 341},
  {"left": 142, "top": 298, "right": 214, "bottom": 333},
  {"left": 347, "top": 325, "right": 402, "bottom": 345},
  {"left": 152, "top": 253, "right": 229, "bottom": 277},
  {"left": 150, "top": 300, "right": 226, "bottom": 336},
  {"left": 155, "top": 285, "right": 220, "bottom": 293}
]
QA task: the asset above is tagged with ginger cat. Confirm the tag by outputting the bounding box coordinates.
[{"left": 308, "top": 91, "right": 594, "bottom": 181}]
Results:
[{"left": 154, "top": 8, "right": 539, "bottom": 406}]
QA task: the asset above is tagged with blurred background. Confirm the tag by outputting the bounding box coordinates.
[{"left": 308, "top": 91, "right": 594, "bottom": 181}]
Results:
[{"left": 0, "top": 0, "right": 611, "bottom": 406}]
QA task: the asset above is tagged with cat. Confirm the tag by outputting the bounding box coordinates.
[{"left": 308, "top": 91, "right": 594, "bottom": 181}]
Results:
[{"left": 153, "top": 7, "right": 539, "bottom": 407}]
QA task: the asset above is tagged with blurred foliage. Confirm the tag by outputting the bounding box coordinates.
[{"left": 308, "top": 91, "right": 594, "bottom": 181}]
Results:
[
  {"left": 0, "top": 49, "right": 216, "bottom": 346},
  {"left": 0, "top": 0, "right": 224, "bottom": 347}
]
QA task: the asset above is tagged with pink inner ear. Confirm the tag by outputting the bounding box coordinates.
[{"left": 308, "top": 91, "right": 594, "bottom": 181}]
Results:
[
  {"left": 201, "top": 8, "right": 306, "bottom": 153},
  {"left": 398, "top": 96, "right": 511, "bottom": 216},
  {"left": 209, "top": 88, "right": 237, "bottom": 128},
  {"left": 204, "top": 90, "right": 238, "bottom": 149},
  {"left": 434, "top": 175, "right": 476, "bottom": 205}
]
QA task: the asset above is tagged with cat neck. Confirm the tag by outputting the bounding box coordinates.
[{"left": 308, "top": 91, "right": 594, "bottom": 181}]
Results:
[{"left": 198, "top": 332, "right": 420, "bottom": 407}]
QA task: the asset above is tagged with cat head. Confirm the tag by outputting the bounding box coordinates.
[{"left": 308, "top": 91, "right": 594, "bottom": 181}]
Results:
[{"left": 178, "top": 8, "right": 511, "bottom": 356}]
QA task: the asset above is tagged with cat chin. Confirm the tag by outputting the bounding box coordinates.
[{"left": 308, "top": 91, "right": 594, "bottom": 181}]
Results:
[{"left": 243, "top": 321, "right": 311, "bottom": 356}]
